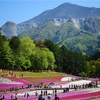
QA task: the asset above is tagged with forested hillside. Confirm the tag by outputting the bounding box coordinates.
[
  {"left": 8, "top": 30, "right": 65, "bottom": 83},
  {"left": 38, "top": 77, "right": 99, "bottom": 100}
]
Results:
[
  {"left": 0, "top": 33, "right": 100, "bottom": 77},
  {"left": 1, "top": 3, "right": 100, "bottom": 55},
  {"left": 18, "top": 18, "right": 100, "bottom": 55}
]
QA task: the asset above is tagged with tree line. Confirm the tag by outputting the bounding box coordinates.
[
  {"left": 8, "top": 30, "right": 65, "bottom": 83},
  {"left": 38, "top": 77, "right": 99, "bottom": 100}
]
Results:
[{"left": 0, "top": 32, "right": 100, "bottom": 77}]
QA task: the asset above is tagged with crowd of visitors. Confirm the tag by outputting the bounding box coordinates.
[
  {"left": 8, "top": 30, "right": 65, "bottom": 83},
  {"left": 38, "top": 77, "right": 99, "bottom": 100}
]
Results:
[
  {"left": 0, "top": 74, "right": 99, "bottom": 100},
  {"left": 34, "top": 82, "right": 54, "bottom": 88},
  {"left": 38, "top": 93, "right": 59, "bottom": 100}
]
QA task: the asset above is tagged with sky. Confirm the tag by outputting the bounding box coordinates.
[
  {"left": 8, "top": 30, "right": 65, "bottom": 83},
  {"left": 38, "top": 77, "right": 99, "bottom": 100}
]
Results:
[{"left": 0, "top": 0, "right": 100, "bottom": 26}]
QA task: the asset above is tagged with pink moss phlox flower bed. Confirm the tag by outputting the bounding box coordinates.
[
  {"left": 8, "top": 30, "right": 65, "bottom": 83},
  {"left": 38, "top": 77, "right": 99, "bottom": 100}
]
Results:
[
  {"left": 4, "top": 90, "right": 100, "bottom": 100},
  {"left": 6, "top": 77, "right": 33, "bottom": 85},
  {"left": 52, "top": 82, "right": 70, "bottom": 87},
  {"left": 40, "top": 79, "right": 55, "bottom": 83},
  {"left": 39, "top": 76, "right": 64, "bottom": 83},
  {"left": 55, "top": 90, "right": 90, "bottom": 98},
  {"left": 0, "top": 84, "right": 23, "bottom": 91},
  {"left": 58, "top": 91, "right": 100, "bottom": 100},
  {"left": 90, "top": 78, "right": 99, "bottom": 81},
  {"left": 22, "top": 98, "right": 37, "bottom": 100},
  {"left": 3, "top": 93, "right": 36, "bottom": 100},
  {"left": 0, "top": 77, "right": 34, "bottom": 91},
  {"left": 3, "top": 93, "right": 15, "bottom": 100},
  {"left": 1, "top": 76, "right": 100, "bottom": 100},
  {"left": 15, "top": 78, "right": 34, "bottom": 85}
]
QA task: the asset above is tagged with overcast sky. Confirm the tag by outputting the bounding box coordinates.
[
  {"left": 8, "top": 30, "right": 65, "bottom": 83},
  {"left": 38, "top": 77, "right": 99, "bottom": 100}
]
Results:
[{"left": 0, "top": 0, "right": 100, "bottom": 26}]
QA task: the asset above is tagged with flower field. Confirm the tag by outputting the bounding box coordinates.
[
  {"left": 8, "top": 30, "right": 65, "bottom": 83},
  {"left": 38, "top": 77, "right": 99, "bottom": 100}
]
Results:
[
  {"left": 0, "top": 72, "right": 100, "bottom": 100},
  {"left": 22, "top": 75, "right": 64, "bottom": 84}
]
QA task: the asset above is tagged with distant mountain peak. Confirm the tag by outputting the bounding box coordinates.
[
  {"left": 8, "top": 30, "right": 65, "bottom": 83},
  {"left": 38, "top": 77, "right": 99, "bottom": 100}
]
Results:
[
  {"left": 1, "top": 2, "right": 100, "bottom": 38},
  {"left": 58, "top": 2, "right": 79, "bottom": 7},
  {"left": 1, "top": 21, "right": 17, "bottom": 38},
  {"left": 4, "top": 21, "right": 16, "bottom": 26}
]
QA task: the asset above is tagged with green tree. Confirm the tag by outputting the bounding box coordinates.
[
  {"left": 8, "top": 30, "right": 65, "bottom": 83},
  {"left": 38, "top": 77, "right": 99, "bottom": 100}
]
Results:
[
  {"left": 0, "top": 33, "right": 11, "bottom": 69},
  {"left": 30, "top": 47, "right": 55, "bottom": 71},
  {"left": 44, "top": 39, "right": 62, "bottom": 71},
  {"left": 94, "top": 59, "right": 100, "bottom": 77},
  {"left": 31, "top": 47, "right": 47, "bottom": 71},
  {"left": 60, "top": 45, "right": 69, "bottom": 72},
  {"left": 19, "top": 37, "right": 35, "bottom": 70},
  {"left": 20, "top": 37, "right": 35, "bottom": 57},
  {"left": 35, "top": 39, "right": 45, "bottom": 49},
  {"left": 0, "top": 41, "right": 12, "bottom": 69},
  {"left": 60, "top": 45, "right": 87, "bottom": 75},
  {"left": 13, "top": 52, "right": 31, "bottom": 70},
  {"left": 44, "top": 48, "right": 55, "bottom": 70},
  {"left": 9, "top": 36, "right": 21, "bottom": 52},
  {"left": 73, "top": 52, "right": 87, "bottom": 75},
  {"left": 9, "top": 36, "right": 21, "bottom": 74}
]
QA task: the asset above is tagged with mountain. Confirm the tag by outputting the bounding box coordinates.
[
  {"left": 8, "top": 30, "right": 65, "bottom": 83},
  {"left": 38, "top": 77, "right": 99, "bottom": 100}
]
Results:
[
  {"left": 18, "top": 17, "right": 100, "bottom": 55},
  {"left": 1, "top": 21, "right": 17, "bottom": 38},
  {"left": 33, "top": 3, "right": 100, "bottom": 20},
  {"left": 17, "top": 3, "right": 100, "bottom": 34},
  {"left": 1, "top": 2, "right": 100, "bottom": 54},
  {"left": 1, "top": 2, "right": 100, "bottom": 37}
]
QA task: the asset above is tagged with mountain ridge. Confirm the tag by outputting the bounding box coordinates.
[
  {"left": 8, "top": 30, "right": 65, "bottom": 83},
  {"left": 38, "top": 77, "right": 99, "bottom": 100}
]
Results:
[
  {"left": 1, "top": 2, "right": 100, "bottom": 55},
  {"left": 1, "top": 2, "right": 100, "bottom": 37}
]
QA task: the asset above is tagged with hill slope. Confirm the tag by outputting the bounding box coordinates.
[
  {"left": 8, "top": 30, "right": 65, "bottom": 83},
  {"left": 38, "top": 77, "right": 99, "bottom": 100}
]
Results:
[
  {"left": 18, "top": 17, "right": 100, "bottom": 55},
  {"left": 1, "top": 2, "right": 100, "bottom": 54},
  {"left": 1, "top": 2, "right": 100, "bottom": 37}
]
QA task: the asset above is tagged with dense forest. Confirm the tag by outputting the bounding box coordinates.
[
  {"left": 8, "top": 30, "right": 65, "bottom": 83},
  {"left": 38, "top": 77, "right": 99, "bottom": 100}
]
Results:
[{"left": 0, "top": 32, "right": 100, "bottom": 77}]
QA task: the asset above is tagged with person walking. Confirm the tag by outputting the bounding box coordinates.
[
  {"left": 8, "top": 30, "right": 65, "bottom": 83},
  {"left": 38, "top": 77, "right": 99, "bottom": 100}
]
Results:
[
  {"left": 47, "top": 93, "right": 52, "bottom": 100},
  {"left": 38, "top": 94, "right": 43, "bottom": 100},
  {"left": 55, "top": 94, "right": 59, "bottom": 100}
]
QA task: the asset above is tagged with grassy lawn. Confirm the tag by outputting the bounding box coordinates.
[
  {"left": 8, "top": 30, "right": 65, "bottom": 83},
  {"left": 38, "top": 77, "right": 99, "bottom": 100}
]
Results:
[
  {"left": 14, "top": 71, "right": 62, "bottom": 77},
  {"left": 8, "top": 71, "right": 63, "bottom": 84}
]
